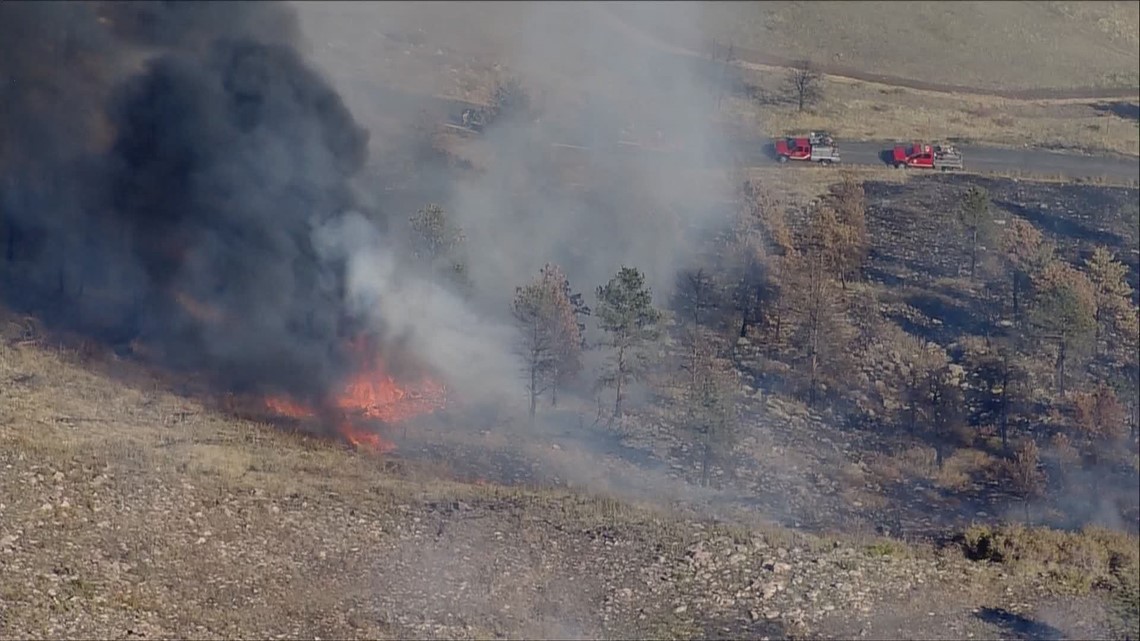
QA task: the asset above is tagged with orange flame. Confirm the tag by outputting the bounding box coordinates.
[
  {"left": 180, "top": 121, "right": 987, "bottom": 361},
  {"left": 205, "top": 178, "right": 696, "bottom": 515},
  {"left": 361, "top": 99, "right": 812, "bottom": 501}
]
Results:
[
  {"left": 262, "top": 338, "right": 446, "bottom": 452},
  {"left": 340, "top": 422, "right": 397, "bottom": 454}
]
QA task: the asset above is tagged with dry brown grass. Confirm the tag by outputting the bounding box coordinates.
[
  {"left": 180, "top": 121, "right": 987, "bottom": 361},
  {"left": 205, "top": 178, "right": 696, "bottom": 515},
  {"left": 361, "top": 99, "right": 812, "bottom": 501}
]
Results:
[
  {"left": 866, "top": 445, "right": 1001, "bottom": 494},
  {"left": 959, "top": 523, "right": 1140, "bottom": 597},
  {"left": 685, "top": 2, "right": 1140, "bottom": 91},
  {"left": 735, "top": 165, "right": 910, "bottom": 204},
  {"left": 290, "top": 2, "right": 1140, "bottom": 162},
  {"left": 721, "top": 69, "right": 1140, "bottom": 157},
  {"left": 0, "top": 327, "right": 808, "bottom": 638}
]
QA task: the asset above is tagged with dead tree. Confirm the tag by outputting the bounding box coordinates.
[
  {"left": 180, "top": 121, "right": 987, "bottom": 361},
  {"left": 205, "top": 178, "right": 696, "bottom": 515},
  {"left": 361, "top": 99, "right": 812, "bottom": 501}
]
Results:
[{"left": 786, "top": 61, "right": 822, "bottom": 112}]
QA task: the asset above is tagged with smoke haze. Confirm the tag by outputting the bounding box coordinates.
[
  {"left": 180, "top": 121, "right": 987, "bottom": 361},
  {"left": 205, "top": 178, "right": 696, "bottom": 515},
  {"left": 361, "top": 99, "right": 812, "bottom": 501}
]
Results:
[
  {"left": 2, "top": 1, "right": 733, "bottom": 415},
  {"left": 2, "top": 2, "right": 375, "bottom": 401}
]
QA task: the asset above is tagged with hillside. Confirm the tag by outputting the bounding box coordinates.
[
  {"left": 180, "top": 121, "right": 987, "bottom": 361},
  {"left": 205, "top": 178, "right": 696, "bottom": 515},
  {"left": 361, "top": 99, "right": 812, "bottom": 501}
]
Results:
[
  {"left": 0, "top": 334, "right": 1136, "bottom": 640},
  {"left": 611, "top": 1, "right": 1140, "bottom": 92},
  {"left": 290, "top": 2, "right": 1140, "bottom": 157}
]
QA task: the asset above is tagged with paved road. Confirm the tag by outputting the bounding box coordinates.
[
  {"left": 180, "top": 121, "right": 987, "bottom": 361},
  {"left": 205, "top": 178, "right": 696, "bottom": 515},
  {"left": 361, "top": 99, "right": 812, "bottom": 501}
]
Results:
[
  {"left": 366, "top": 83, "right": 1139, "bottom": 184},
  {"left": 744, "top": 139, "right": 1140, "bottom": 183}
]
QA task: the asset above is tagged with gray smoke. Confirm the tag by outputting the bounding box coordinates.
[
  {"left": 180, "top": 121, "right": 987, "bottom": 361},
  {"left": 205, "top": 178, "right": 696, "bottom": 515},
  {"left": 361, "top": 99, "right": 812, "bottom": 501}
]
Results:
[
  {"left": 292, "top": 1, "right": 736, "bottom": 401},
  {"left": 2, "top": 1, "right": 738, "bottom": 429}
]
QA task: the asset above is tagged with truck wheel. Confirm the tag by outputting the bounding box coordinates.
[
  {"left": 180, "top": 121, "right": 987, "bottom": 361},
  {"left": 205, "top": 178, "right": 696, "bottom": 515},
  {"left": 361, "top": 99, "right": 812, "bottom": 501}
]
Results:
[
  {"left": 894, "top": 162, "right": 904, "bottom": 169},
  {"left": 820, "top": 159, "right": 833, "bottom": 166},
  {"left": 777, "top": 156, "right": 788, "bottom": 164}
]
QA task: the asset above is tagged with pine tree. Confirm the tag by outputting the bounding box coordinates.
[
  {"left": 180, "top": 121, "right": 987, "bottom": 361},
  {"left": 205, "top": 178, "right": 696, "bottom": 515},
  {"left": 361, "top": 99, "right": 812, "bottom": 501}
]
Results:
[
  {"left": 595, "top": 266, "right": 663, "bottom": 419},
  {"left": 999, "top": 217, "right": 1051, "bottom": 321},
  {"left": 1030, "top": 260, "right": 1096, "bottom": 397},
  {"left": 959, "top": 186, "right": 995, "bottom": 280},
  {"left": 679, "top": 327, "right": 738, "bottom": 487},
  {"left": 511, "top": 264, "right": 585, "bottom": 420},
  {"left": 1084, "top": 246, "right": 1134, "bottom": 359}
]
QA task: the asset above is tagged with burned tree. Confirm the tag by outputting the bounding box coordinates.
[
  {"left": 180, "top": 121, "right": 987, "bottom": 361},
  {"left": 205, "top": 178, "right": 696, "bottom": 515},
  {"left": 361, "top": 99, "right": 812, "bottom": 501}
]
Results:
[
  {"left": 1005, "top": 439, "right": 1045, "bottom": 523},
  {"left": 1030, "top": 260, "right": 1096, "bottom": 397},
  {"left": 727, "top": 180, "right": 794, "bottom": 346},
  {"left": 544, "top": 264, "right": 589, "bottom": 407},
  {"left": 959, "top": 186, "right": 995, "bottom": 280},
  {"left": 961, "top": 336, "right": 1028, "bottom": 451},
  {"left": 786, "top": 248, "right": 850, "bottom": 407},
  {"left": 927, "top": 364, "right": 967, "bottom": 469},
  {"left": 999, "top": 217, "right": 1052, "bottom": 322},
  {"left": 595, "top": 266, "right": 662, "bottom": 420},
  {"left": 808, "top": 204, "right": 843, "bottom": 282},
  {"left": 679, "top": 327, "right": 739, "bottom": 487},
  {"left": 511, "top": 264, "right": 584, "bottom": 420},
  {"left": 1071, "top": 383, "right": 1128, "bottom": 445},
  {"left": 828, "top": 172, "right": 869, "bottom": 286},
  {"left": 1084, "top": 246, "right": 1134, "bottom": 359},
  {"left": 674, "top": 267, "right": 723, "bottom": 329},
  {"left": 891, "top": 334, "right": 950, "bottom": 435},
  {"left": 785, "top": 61, "right": 822, "bottom": 112}
]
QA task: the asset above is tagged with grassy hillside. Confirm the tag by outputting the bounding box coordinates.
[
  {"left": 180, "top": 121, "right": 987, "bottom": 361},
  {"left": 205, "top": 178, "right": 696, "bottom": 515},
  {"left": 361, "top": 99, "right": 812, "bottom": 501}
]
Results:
[
  {"left": 0, "top": 325, "right": 1137, "bottom": 640},
  {"left": 291, "top": 1, "right": 1140, "bottom": 158},
  {"left": 623, "top": 1, "right": 1140, "bottom": 91}
]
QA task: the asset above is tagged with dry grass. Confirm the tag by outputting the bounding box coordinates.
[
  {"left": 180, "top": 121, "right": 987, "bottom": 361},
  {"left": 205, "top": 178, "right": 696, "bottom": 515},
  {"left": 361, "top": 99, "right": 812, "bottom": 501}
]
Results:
[
  {"left": 866, "top": 445, "right": 1001, "bottom": 494},
  {"left": 687, "top": 1, "right": 1140, "bottom": 91},
  {"left": 720, "top": 69, "right": 1140, "bottom": 157},
  {"left": 959, "top": 523, "right": 1140, "bottom": 603},
  {"left": 735, "top": 165, "right": 911, "bottom": 205},
  {"left": 290, "top": 2, "right": 1140, "bottom": 161},
  {"left": 0, "top": 328, "right": 807, "bottom": 638}
]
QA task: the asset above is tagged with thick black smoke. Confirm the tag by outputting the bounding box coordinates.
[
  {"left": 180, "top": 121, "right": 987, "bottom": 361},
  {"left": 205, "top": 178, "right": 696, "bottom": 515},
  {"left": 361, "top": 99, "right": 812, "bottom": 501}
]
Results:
[{"left": 0, "top": 1, "right": 378, "bottom": 399}]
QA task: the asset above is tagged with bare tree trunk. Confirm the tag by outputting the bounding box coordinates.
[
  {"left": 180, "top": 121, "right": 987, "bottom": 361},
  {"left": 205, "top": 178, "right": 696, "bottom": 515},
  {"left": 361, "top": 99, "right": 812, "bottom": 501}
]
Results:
[
  {"left": 701, "top": 434, "right": 712, "bottom": 488},
  {"left": 529, "top": 362, "right": 537, "bottom": 422},
  {"left": 613, "top": 344, "right": 626, "bottom": 419},
  {"left": 1056, "top": 339, "right": 1067, "bottom": 397},
  {"left": 1093, "top": 309, "right": 1102, "bottom": 358},
  {"left": 808, "top": 348, "right": 818, "bottom": 407},
  {"left": 772, "top": 308, "right": 782, "bottom": 357},
  {"left": 1011, "top": 273, "right": 1020, "bottom": 320},
  {"left": 999, "top": 404, "right": 1010, "bottom": 452},
  {"left": 970, "top": 228, "right": 978, "bottom": 278}
]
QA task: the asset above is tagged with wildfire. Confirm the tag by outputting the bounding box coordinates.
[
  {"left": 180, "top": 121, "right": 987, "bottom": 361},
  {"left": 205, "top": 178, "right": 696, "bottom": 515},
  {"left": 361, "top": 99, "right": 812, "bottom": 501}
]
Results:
[{"left": 262, "top": 338, "right": 447, "bottom": 453}]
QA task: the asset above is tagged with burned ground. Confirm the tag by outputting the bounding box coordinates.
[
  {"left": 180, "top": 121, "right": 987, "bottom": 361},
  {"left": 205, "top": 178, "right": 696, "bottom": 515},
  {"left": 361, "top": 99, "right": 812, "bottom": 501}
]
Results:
[{"left": 862, "top": 175, "right": 1139, "bottom": 334}]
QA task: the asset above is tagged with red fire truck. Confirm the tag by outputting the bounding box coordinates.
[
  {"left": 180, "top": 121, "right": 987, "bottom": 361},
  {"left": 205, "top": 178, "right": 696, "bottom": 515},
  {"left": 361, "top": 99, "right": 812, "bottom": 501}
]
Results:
[{"left": 891, "top": 142, "right": 964, "bottom": 171}]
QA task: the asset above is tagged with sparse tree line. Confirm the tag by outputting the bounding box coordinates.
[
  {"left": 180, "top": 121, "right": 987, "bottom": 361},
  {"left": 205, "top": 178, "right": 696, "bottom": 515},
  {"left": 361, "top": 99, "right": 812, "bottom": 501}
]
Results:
[
  {"left": 686, "top": 174, "right": 1138, "bottom": 504},
  {"left": 411, "top": 169, "right": 1138, "bottom": 502}
]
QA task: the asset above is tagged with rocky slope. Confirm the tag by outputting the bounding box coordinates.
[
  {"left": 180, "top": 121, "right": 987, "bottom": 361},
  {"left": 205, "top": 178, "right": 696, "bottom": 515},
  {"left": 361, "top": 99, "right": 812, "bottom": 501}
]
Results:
[{"left": 1, "top": 338, "right": 1132, "bottom": 640}]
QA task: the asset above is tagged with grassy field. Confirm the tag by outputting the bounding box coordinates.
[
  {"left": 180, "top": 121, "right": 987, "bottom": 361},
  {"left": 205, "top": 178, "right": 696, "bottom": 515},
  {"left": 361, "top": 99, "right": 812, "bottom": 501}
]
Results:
[
  {"left": 618, "top": 1, "right": 1140, "bottom": 92},
  {"left": 720, "top": 66, "right": 1140, "bottom": 157}
]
